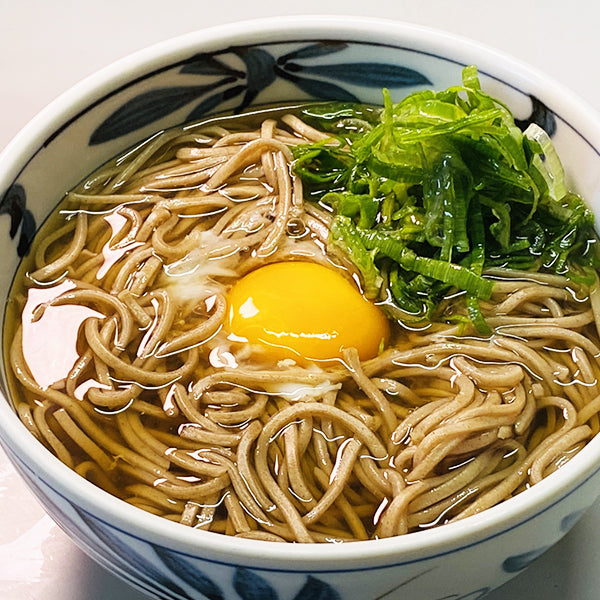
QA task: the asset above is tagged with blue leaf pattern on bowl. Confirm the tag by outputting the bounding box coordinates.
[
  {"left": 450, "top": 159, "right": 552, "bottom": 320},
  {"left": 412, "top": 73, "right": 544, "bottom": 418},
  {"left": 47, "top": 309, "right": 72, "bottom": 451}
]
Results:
[
  {"left": 282, "top": 62, "right": 432, "bottom": 88},
  {"left": 181, "top": 53, "right": 246, "bottom": 77},
  {"left": 89, "top": 78, "right": 237, "bottom": 144},
  {"left": 74, "top": 506, "right": 197, "bottom": 600},
  {"left": 277, "top": 74, "right": 359, "bottom": 102},
  {"left": 560, "top": 509, "right": 586, "bottom": 532},
  {"left": 233, "top": 567, "right": 279, "bottom": 600},
  {"left": 277, "top": 42, "right": 350, "bottom": 62},
  {"left": 0, "top": 183, "right": 36, "bottom": 256},
  {"left": 153, "top": 545, "right": 226, "bottom": 600},
  {"left": 291, "top": 575, "right": 341, "bottom": 600},
  {"left": 501, "top": 545, "right": 551, "bottom": 573},
  {"left": 236, "top": 47, "right": 278, "bottom": 109},
  {"left": 89, "top": 41, "right": 432, "bottom": 145},
  {"left": 514, "top": 96, "right": 556, "bottom": 136},
  {"left": 185, "top": 84, "right": 248, "bottom": 122}
]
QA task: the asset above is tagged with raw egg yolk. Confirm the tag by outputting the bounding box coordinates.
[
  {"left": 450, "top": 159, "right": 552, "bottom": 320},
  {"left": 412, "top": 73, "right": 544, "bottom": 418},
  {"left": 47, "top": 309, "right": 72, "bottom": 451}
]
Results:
[{"left": 225, "top": 262, "right": 390, "bottom": 364}]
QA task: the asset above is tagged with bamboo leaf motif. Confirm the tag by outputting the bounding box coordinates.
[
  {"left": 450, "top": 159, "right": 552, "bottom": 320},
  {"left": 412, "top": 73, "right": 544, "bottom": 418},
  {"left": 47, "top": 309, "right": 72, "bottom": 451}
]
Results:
[
  {"left": 87, "top": 41, "right": 435, "bottom": 145},
  {"left": 283, "top": 62, "right": 432, "bottom": 88},
  {"left": 153, "top": 545, "right": 226, "bottom": 600},
  {"left": 74, "top": 506, "right": 195, "bottom": 600},
  {"left": 89, "top": 78, "right": 236, "bottom": 145},
  {"left": 181, "top": 52, "right": 245, "bottom": 77},
  {"left": 502, "top": 546, "right": 552, "bottom": 573},
  {"left": 232, "top": 567, "right": 279, "bottom": 600},
  {"left": 292, "top": 575, "right": 342, "bottom": 600},
  {"left": 0, "top": 183, "right": 36, "bottom": 256},
  {"left": 278, "top": 72, "right": 359, "bottom": 102},
  {"left": 277, "top": 42, "right": 349, "bottom": 64},
  {"left": 515, "top": 95, "right": 556, "bottom": 135}
]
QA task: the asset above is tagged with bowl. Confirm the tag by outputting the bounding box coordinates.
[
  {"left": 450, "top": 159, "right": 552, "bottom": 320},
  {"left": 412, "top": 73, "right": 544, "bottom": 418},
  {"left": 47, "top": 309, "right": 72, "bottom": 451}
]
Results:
[{"left": 2, "top": 15, "right": 600, "bottom": 600}]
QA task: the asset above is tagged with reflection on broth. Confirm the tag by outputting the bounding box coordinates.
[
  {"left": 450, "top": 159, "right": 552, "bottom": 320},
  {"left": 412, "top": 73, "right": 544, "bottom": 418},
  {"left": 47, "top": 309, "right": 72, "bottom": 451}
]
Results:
[
  {"left": 21, "top": 280, "right": 104, "bottom": 390},
  {"left": 5, "top": 87, "right": 600, "bottom": 543}
]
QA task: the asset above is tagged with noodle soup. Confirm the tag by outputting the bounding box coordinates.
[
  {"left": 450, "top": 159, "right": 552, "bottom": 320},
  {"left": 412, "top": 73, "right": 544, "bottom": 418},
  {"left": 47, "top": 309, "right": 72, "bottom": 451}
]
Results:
[{"left": 5, "top": 82, "right": 600, "bottom": 543}]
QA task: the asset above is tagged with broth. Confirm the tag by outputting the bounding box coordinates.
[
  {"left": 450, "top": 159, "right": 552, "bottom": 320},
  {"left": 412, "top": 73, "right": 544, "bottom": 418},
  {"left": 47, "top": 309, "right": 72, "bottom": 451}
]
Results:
[{"left": 5, "top": 100, "right": 600, "bottom": 543}]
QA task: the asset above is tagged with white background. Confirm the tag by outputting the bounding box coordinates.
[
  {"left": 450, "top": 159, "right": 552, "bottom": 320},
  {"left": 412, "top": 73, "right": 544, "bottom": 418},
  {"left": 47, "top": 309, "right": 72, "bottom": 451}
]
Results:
[{"left": 1, "top": 1, "right": 599, "bottom": 598}]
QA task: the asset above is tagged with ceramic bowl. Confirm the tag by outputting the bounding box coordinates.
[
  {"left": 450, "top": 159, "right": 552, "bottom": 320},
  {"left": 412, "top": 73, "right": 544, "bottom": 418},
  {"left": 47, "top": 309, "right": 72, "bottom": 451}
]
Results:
[{"left": 1, "top": 16, "right": 600, "bottom": 600}]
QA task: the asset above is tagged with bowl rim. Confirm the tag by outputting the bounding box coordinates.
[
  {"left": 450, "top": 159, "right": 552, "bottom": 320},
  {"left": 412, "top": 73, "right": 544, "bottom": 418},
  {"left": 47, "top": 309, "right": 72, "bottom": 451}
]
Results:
[{"left": 2, "top": 14, "right": 600, "bottom": 570}]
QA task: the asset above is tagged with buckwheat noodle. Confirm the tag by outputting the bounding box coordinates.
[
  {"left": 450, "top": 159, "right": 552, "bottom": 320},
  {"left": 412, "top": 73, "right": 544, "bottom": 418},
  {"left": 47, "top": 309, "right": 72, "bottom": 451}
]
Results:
[{"left": 6, "top": 108, "right": 600, "bottom": 543}]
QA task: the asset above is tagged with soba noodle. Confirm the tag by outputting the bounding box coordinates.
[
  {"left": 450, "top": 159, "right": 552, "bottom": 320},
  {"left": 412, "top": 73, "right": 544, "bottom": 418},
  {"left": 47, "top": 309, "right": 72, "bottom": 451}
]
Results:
[{"left": 5, "top": 106, "right": 600, "bottom": 543}]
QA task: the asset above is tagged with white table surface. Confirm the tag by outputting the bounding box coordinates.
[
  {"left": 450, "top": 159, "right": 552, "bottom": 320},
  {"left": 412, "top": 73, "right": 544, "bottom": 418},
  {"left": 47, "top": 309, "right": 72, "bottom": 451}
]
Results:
[{"left": 1, "top": 1, "right": 600, "bottom": 598}]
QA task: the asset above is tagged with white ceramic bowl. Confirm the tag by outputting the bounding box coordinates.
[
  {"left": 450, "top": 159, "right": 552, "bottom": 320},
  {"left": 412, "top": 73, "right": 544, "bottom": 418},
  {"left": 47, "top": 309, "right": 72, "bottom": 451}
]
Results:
[{"left": 1, "top": 16, "right": 600, "bottom": 600}]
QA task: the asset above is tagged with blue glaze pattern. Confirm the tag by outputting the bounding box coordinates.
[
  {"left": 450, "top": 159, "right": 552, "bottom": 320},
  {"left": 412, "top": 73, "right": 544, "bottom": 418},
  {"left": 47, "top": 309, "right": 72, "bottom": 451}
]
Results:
[
  {"left": 500, "top": 508, "right": 588, "bottom": 575},
  {"left": 560, "top": 508, "right": 586, "bottom": 532},
  {"left": 501, "top": 546, "right": 552, "bottom": 573},
  {"left": 77, "top": 495, "right": 344, "bottom": 600},
  {"left": 154, "top": 545, "right": 226, "bottom": 600},
  {"left": 233, "top": 568, "right": 279, "bottom": 600},
  {"left": 0, "top": 183, "right": 36, "bottom": 256},
  {"left": 514, "top": 95, "right": 556, "bottom": 135},
  {"left": 89, "top": 42, "right": 432, "bottom": 145}
]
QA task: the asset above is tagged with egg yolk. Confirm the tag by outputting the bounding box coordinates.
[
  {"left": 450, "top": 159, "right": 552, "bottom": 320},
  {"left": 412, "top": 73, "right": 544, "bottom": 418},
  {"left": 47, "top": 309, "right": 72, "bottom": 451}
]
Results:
[{"left": 225, "top": 262, "right": 390, "bottom": 364}]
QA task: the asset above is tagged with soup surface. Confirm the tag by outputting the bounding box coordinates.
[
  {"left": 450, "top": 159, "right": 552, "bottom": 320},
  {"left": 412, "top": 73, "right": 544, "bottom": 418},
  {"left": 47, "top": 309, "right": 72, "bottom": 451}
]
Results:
[{"left": 5, "top": 69, "right": 600, "bottom": 543}]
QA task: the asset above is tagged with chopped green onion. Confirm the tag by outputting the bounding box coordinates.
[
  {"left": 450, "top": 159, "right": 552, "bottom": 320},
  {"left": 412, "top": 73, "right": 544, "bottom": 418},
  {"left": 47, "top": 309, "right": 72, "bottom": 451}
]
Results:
[{"left": 292, "top": 66, "right": 600, "bottom": 331}]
